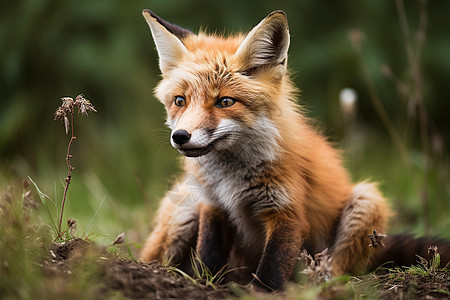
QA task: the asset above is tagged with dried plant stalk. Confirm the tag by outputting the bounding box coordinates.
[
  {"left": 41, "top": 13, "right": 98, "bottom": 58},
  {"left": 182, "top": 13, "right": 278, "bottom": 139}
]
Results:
[{"left": 54, "top": 94, "right": 96, "bottom": 239}]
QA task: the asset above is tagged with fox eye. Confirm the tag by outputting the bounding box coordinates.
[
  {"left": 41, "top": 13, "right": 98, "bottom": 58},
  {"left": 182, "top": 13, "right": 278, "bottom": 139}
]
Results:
[
  {"left": 174, "top": 96, "right": 186, "bottom": 107},
  {"left": 216, "top": 97, "right": 236, "bottom": 108}
]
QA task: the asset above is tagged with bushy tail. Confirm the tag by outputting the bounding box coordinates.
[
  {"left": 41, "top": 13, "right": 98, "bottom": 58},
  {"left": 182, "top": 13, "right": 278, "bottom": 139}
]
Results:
[{"left": 371, "top": 234, "right": 450, "bottom": 270}]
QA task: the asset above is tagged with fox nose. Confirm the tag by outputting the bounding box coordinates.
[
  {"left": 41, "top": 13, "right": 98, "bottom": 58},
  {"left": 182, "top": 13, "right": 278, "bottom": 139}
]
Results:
[{"left": 172, "top": 129, "right": 191, "bottom": 145}]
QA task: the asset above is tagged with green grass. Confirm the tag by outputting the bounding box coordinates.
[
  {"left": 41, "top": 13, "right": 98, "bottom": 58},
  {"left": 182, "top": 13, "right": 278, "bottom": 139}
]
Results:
[
  {"left": 1, "top": 176, "right": 448, "bottom": 299},
  {"left": 164, "top": 249, "right": 241, "bottom": 290},
  {"left": 231, "top": 275, "right": 379, "bottom": 300},
  {"left": 0, "top": 179, "right": 138, "bottom": 299},
  {"left": 0, "top": 180, "right": 90, "bottom": 299}
]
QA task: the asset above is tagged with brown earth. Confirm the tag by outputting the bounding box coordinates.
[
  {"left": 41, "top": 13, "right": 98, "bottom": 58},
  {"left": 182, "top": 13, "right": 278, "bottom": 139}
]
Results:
[
  {"left": 377, "top": 271, "right": 450, "bottom": 300},
  {"left": 42, "top": 238, "right": 450, "bottom": 299},
  {"left": 44, "top": 238, "right": 235, "bottom": 299}
]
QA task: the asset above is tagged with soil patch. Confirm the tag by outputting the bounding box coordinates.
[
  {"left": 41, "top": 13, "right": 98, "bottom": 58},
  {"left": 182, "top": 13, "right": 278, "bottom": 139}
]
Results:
[
  {"left": 42, "top": 238, "right": 449, "bottom": 299},
  {"left": 377, "top": 271, "right": 450, "bottom": 299},
  {"left": 104, "top": 259, "right": 233, "bottom": 299},
  {"left": 43, "top": 238, "right": 234, "bottom": 299}
]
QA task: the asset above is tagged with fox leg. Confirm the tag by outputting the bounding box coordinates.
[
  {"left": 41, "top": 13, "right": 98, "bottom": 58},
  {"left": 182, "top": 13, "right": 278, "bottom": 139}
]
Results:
[
  {"left": 196, "top": 203, "right": 233, "bottom": 274},
  {"left": 330, "top": 182, "right": 391, "bottom": 275},
  {"left": 250, "top": 211, "right": 306, "bottom": 291},
  {"left": 140, "top": 176, "right": 200, "bottom": 271}
]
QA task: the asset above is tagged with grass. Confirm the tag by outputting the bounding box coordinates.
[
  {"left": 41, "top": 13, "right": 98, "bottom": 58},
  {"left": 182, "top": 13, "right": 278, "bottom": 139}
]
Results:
[
  {"left": 0, "top": 179, "right": 143, "bottom": 300},
  {"left": 0, "top": 133, "right": 448, "bottom": 298},
  {"left": 0, "top": 180, "right": 47, "bottom": 299},
  {"left": 0, "top": 180, "right": 100, "bottom": 299},
  {"left": 232, "top": 275, "right": 380, "bottom": 300},
  {"left": 1, "top": 182, "right": 446, "bottom": 300},
  {"left": 165, "top": 249, "right": 240, "bottom": 290},
  {"left": 375, "top": 249, "right": 450, "bottom": 299}
]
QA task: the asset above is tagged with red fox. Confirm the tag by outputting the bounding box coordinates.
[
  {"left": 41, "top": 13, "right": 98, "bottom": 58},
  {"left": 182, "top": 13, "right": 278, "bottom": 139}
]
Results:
[{"left": 139, "top": 10, "right": 450, "bottom": 290}]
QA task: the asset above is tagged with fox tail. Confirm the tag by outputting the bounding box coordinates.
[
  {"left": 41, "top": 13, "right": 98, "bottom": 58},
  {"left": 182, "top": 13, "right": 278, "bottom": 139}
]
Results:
[{"left": 371, "top": 234, "right": 450, "bottom": 270}]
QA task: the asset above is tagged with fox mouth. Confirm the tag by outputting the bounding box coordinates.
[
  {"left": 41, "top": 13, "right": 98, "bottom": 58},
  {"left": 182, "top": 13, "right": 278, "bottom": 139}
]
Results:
[
  {"left": 177, "top": 134, "right": 230, "bottom": 157},
  {"left": 179, "top": 144, "right": 214, "bottom": 157}
]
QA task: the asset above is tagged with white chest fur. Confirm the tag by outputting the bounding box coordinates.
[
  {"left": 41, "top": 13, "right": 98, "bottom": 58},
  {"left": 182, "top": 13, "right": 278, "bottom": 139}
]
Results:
[{"left": 191, "top": 116, "right": 291, "bottom": 246}]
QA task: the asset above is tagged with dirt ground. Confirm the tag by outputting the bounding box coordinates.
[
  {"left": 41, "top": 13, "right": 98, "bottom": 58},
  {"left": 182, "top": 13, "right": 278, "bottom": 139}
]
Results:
[
  {"left": 43, "top": 238, "right": 450, "bottom": 299},
  {"left": 44, "top": 238, "right": 234, "bottom": 299},
  {"left": 376, "top": 271, "right": 450, "bottom": 300}
]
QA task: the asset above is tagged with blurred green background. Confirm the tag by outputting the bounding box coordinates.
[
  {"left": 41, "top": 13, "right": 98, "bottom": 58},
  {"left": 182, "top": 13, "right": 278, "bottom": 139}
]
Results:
[{"left": 1, "top": 0, "right": 449, "bottom": 246}]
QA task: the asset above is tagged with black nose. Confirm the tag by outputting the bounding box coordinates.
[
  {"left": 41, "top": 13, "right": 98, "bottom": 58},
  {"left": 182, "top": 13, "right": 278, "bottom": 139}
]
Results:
[{"left": 172, "top": 129, "right": 191, "bottom": 145}]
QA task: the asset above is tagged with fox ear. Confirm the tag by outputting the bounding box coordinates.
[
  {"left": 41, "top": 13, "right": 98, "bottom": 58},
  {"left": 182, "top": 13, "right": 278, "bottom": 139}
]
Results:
[
  {"left": 235, "top": 11, "right": 290, "bottom": 77},
  {"left": 142, "top": 10, "right": 193, "bottom": 74}
]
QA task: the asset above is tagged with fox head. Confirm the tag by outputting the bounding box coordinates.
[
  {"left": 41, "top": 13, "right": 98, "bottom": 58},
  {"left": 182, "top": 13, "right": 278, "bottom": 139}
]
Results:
[{"left": 143, "top": 10, "right": 294, "bottom": 160}]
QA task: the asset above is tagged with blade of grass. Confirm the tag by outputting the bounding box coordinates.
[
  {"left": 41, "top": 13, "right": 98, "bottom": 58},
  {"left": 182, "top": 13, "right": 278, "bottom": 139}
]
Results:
[
  {"left": 86, "top": 194, "right": 107, "bottom": 235},
  {"left": 28, "top": 176, "right": 58, "bottom": 235},
  {"left": 168, "top": 267, "right": 198, "bottom": 285}
]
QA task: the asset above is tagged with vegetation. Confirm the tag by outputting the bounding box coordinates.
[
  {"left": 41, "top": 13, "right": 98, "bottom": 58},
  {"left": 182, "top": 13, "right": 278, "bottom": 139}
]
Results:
[{"left": 0, "top": 0, "right": 449, "bottom": 299}]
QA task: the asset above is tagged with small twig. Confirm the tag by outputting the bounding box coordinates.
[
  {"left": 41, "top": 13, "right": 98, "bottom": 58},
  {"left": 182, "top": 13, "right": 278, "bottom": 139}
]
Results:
[
  {"left": 54, "top": 94, "right": 96, "bottom": 239},
  {"left": 58, "top": 108, "right": 76, "bottom": 238}
]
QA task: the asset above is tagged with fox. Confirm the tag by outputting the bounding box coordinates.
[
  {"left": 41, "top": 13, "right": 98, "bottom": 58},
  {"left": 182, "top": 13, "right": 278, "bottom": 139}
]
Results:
[{"left": 139, "top": 10, "right": 450, "bottom": 291}]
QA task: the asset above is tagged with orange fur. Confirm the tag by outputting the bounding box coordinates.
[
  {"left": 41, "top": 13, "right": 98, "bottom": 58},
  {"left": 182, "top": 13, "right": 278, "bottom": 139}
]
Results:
[{"left": 140, "top": 10, "right": 391, "bottom": 290}]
